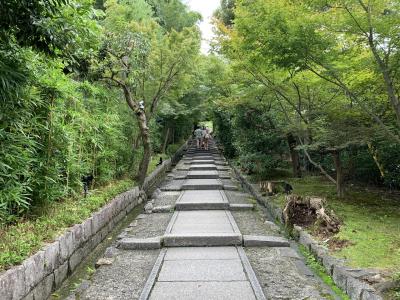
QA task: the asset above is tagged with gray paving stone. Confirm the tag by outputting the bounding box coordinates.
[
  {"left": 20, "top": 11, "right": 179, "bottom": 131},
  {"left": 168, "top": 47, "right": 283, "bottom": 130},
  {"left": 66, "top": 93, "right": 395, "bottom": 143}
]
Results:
[
  {"left": 176, "top": 190, "right": 229, "bottom": 210},
  {"left": 189, "top": 164, "right": 218, "bottom": 171},
  {"left": 118, "top": 237, "right": 162, "bottom": 250},
  {"left": 243, "top": 235, "right": 290, "bottom": 247},
  {"left": 164, "top": 247, "right": 239, "bottom": 260},
  {"left": 181, "top": 179, "right": 223, "bottom": 190},
  {"left": 185, "top": 160, "right": 216, "bottom": 165},
  {"left": 163, "top": 233, "right": 242, "bottom": 247},
  {"left": 171, "top": 223, "right": 234, "bottom": 234},
  {"left": 186, "top": 170, "right": 219, "bottom": 179},
  {"left": 158, "top": 259, "right": 247, "bottom": 281},
  {"left": 149, "top": 281, "right": 256, "bottom": 300}
]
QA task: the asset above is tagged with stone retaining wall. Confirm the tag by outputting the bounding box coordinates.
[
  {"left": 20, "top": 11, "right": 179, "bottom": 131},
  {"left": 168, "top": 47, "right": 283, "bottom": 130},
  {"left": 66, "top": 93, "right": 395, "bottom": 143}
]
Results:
[
  {"left": 142, "top": 141, "right": 187, "bottom": 194},
  {"left": 229, "top": 163, "right": 383, "bottom": 300},
  {"left": 0, "top": 144, "right": 186, "bottom": 300}
]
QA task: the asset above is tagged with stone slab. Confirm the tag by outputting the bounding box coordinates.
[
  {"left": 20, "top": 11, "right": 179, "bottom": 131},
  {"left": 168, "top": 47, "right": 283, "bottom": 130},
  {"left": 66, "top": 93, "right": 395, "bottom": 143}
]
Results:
[
  {"left": 149, "top": 281, "right": 256, "bottom": 300},
  {"left": 229, "top": 203, "right": 254, "bottom": 211},
  {"left": 175, "top": 202, "right": 229, "bottom": 210},
  {"left": 186, "top": 170, "right": 219, "bottom": 179},
  {"left": 170, "top": 223, "right": 234, "bottom": 234},
  {"left": 223, "top": 184, "right": 238, "bottom": 191},
  {"left": 118, "top": 237, "right": 162, "bottom": 250},
  {"left": 158, "top": 259, "right": 247, "bottom": 281},
  {"left": 152, "top": 205, "right": 174, "bottom": 213},
  {"left": 189, "top": 164, "right": 217, "bottom": 171},
  {"left": 175, "top": 190, "right": 228, "bottom": 210},
  {"left": 171, "top": 210, "right": 231, "bottom": 226},
  {"left": 181, "top": 179, "right": 223, "bottom": 190},
  {"left": 185, "top": 160, "right": 216, "bottom": 165},
  {"left": 163, "top": 233, "right": 242, "bottom": 247},
  {"left": 243, "top": 235, "right": 290, "bottom": 247},
  {"left": 164, "top": 247, "right": 239, "bottom": 261}
]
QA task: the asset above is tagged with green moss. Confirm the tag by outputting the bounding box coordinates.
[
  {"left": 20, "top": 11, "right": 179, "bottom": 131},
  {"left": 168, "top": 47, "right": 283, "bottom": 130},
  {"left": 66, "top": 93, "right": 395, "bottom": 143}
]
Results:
[
  {"left": 298, "top": 244, "right": 350, "bottom": 300},
  {"left": 269, "top": 176, "right": 400, "bottom": 271},
  {"left": 0, "top": 178, "right": 134, "bottom": 271}
]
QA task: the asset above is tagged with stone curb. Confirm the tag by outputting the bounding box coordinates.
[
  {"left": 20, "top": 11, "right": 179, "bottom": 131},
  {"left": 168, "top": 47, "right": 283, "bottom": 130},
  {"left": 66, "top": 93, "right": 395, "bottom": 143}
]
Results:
[
  {"left": 0, "top": 142, "right": 188, "bottom": 300},
  {"left": 228, "top": 162, "right": 384, "bottom": 300}
]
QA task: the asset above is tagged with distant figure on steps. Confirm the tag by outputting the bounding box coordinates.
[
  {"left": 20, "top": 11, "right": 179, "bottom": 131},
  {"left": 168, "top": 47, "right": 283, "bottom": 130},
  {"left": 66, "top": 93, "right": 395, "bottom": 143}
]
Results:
[
  {"left": 203, "top": 127, "right": 211, "bottom": 150},
  {"left": 194, "top": 126, "right": 203, "bottom": 149}
]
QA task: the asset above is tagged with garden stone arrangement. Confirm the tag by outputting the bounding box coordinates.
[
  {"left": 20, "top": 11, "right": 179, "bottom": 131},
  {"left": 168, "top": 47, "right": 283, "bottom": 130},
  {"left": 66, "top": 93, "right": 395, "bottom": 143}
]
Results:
[{"left": 64, "top": 139, "right": 339, "bottom": 300}]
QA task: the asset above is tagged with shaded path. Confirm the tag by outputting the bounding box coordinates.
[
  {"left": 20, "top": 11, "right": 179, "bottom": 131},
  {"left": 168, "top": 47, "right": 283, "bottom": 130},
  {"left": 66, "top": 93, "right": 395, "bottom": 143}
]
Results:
[{"left": 63, "top": 140, "right": 338, "bottom": 300}]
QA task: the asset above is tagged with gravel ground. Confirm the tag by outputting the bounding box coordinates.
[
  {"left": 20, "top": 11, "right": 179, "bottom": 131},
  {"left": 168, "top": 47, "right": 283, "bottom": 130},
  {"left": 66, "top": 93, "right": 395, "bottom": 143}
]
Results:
[
  {"left": 232, "top": 210, "right": 281, "bottom": 236},
  {"left": 120, "top": 212, "right": 172, "bottom": 239},
  {"left": 152, "top": 191, "right": 181, "bottom": 206},
  {"left": 245, "top": 247, "right": 334, "bottom": 300},
  {"left": 225, "top": 190, "right": 254, "bottom": 204},
  {"left": 78, "top": 249, "right": 160, "bottom": 300}
]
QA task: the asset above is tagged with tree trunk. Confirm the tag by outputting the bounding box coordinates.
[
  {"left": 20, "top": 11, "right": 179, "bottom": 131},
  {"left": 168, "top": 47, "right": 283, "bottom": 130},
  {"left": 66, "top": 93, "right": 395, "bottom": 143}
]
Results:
[
  {"left": 332, "top": 151, "right": 344, "bottom": 198},
  {"left": 136, "top": 110, "right": 151, "bottom": 187},
  {"left": 162, "top": 127, "right": 170, "bottom": 154},
  {"left": 287, "top": 133, "right": 301, "bottom": 178},
  {"left": 367, "top": 142, "right": 385, "bottom": 180}
]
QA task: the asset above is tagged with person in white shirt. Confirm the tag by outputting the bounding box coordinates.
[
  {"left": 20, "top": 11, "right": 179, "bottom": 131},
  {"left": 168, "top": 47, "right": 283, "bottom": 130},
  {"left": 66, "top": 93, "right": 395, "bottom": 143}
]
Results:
[{"left": 194, "top": 127, "right": 203, "bottom": 149}]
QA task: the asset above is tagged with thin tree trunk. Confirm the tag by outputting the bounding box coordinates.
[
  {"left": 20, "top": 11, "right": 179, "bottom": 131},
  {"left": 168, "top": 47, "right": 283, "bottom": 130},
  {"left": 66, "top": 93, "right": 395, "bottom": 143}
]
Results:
[
  {"left": 136, "top": 110, "right": 151, "bottom": 187},
  {"left": 367, "top": 142, "right": 385, "bottom": 179},
  {"left": 332, "top": 150, "right": 344, "bottom": 198},
  {"left": 162, "top": 127, "right": 170, "bottom": 154},
  {"left": 287, "top": 133, "right": 301, "bottom": 178},
  {"left": 299, "top": 138, "right": 337, "bottom": 184}
]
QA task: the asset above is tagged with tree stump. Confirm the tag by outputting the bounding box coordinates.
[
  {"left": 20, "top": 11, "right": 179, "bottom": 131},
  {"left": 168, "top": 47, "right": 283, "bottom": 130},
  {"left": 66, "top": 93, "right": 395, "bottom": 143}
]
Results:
[{"left": 283, "top": 194, "right": 340, "bottom": 234}]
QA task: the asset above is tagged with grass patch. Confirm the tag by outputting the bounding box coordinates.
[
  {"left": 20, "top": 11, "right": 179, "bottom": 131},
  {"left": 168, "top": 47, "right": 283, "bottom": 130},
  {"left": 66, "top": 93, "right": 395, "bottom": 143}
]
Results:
[
  {"left": 0, "top": 178, "right": 135, "bottom": 272},
  {"left": 298, "top": 244, "right": 350, "bottom": 300},
  {"left": 268, "top": 176, "right": 400, "bottom": 272}
]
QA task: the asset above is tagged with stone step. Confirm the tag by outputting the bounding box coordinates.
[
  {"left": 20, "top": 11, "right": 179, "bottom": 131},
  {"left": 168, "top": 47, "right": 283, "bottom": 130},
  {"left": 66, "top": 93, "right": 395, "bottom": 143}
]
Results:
[
  {"left": 184, "top": 160, "right": 227, "bottom": 166},
  {"left": 181, "top": 179, "right": 224, "bottom": 190},
  {"left": 183, "top": 156, "right": 221, "bottom": 160},
  {"left": 189, "top": 164, "right": 218, "bottom": 171},
  {"left": 163, "top": 233, "right": 242, "bottom": 247},
  {"left": 242, "top": 235, "right": 290, "bottom": 247},
  {"left": 117, "top": 237, "right": 162, "bottom": 250},
  {"left": 186, "top": 170, "right": 219, "bottom": 179},
  {"left": 175, "top": 202, "right": 230, "bottom": 210}
]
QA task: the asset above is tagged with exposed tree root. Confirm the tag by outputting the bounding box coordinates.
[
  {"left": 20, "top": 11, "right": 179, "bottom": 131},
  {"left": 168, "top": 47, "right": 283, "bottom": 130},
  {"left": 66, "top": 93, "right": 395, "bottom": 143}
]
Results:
[{"left": 283, "top": 194, "right": 341, "bottom": 234}]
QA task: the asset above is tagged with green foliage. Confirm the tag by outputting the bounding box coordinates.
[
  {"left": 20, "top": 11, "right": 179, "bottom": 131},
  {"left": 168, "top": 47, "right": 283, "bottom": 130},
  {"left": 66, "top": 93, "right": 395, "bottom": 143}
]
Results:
[
  {"left": 0, "top": 179, "right": 133, "bottom": 271},
  {"left": 1, "top": 0, "right": 202, "bottom": 223}
]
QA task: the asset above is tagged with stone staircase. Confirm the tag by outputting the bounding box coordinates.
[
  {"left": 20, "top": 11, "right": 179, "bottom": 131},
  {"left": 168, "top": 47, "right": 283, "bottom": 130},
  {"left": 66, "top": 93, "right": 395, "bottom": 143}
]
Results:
[{"left": 118, "top": 140, "right": 290, "bottom": 300}]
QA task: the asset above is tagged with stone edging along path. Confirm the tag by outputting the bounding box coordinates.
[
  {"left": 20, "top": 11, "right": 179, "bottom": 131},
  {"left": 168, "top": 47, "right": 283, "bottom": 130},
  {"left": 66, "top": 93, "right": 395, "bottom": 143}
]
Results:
[
  {"left": 229, "top": 163, "right": 384, "bottom": 300},
  {"left": 0, "top": 143, "right": 187, "bottom": 300}
]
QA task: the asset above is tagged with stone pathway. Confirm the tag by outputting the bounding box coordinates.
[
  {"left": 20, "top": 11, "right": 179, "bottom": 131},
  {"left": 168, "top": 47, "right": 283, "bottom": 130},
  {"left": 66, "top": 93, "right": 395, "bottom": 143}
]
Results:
[{"left": 65, "top": 140, "right": 338, "bottom": 300}]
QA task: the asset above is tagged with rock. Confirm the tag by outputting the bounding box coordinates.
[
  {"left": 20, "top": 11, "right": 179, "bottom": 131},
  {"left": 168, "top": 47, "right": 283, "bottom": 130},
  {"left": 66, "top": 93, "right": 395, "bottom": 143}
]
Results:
[
  {"left": 152, "top": 188, "right": 162, "bottom": 199},
  {"left": 95, "top": 258, "right": 114, "bottom": 268},
  {"left": 152, "top": 205, "right": 173, "bottom": 213},
  {"left": 128, "top": 220, "right": 138, "bottom": 227},
  {"left": 144, "top": 200, "right": 154, "bottom": 214},
  {"left": 243, "top": 235, "right": 290, "bottom": 247}
]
